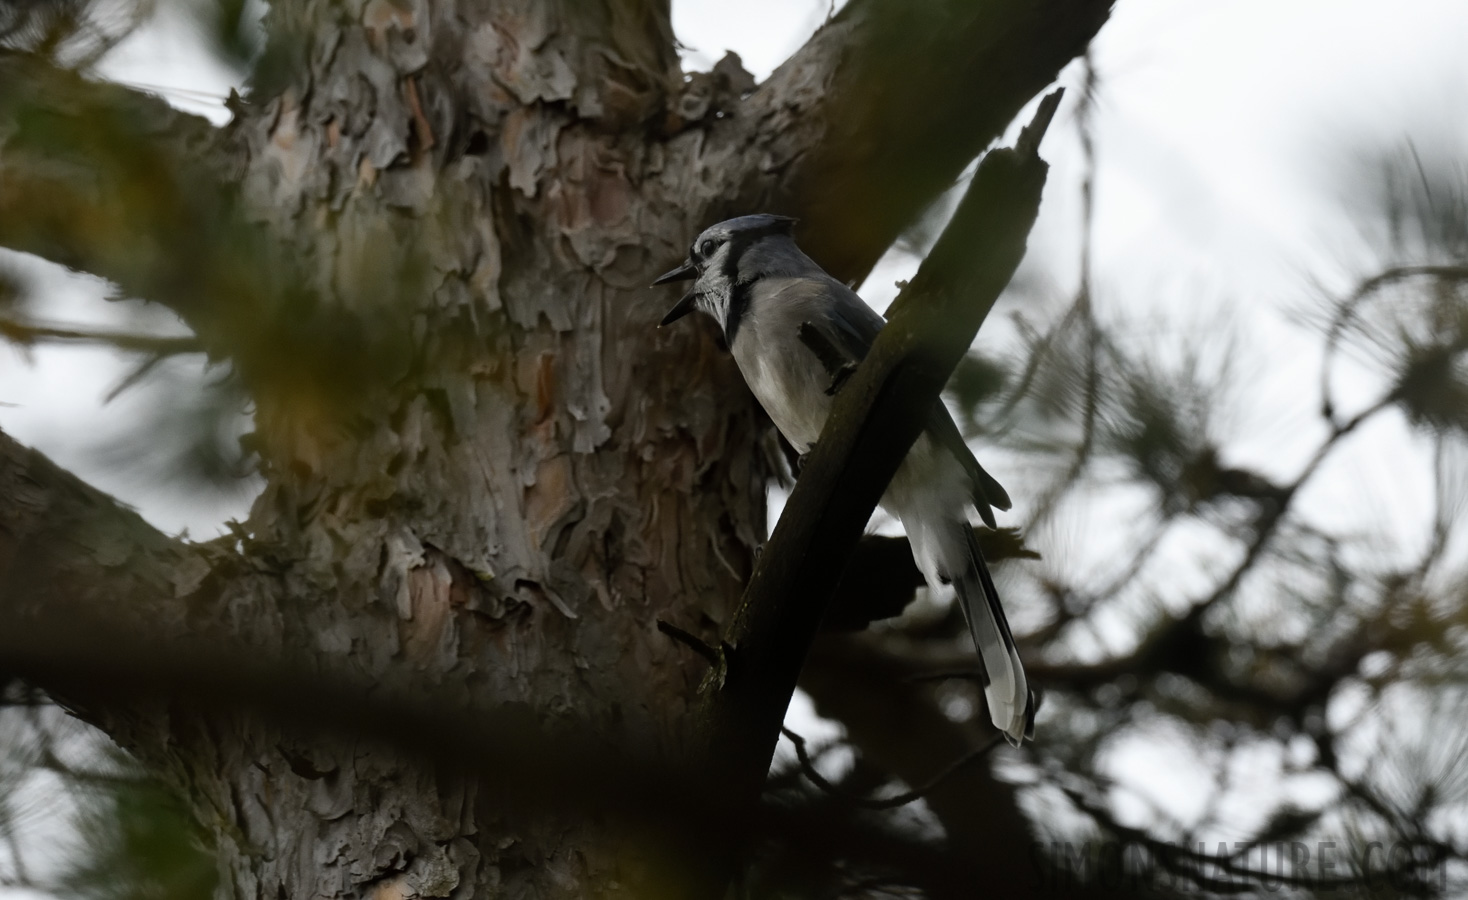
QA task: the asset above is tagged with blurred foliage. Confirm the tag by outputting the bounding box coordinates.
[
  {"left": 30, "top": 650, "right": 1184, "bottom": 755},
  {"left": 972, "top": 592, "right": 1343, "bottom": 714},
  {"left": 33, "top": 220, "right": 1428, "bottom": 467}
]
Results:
[
  {"left": 0, "top": 700, "right": 213, "bottom": 900},
  {"left": 183, "top": 0, "right": 262, "bottom": 69},
  {"left": 0, "top": 0, "right": 148, "bottom": 67},
  {"left": 55, "top": 756, "right": 216, "bottom": 900},
  {"left": 907, "top": 89, "right": 1468, "bottom": 897},
  {"left": 87, "top": 358, "right": 259, "bottom": 495},
  {"left": 1322, "top": 141, "right": 1468, "bottom": 436},
  {"left": 0, "top": 0, "right": 260, "bottom": 70},
  {"left": 1322, "top": 263, "right": 1468, "bottom": 436},
  {"left": 0, "top": 0, "right": 434, "bottom": 498},
  {"left": 0, "top": 74, "right": 419, "bottom": 403},
  {"left": 1098, "top": 338, "right": 1225, "bottom": 512},
  {"left": 1359, "top": 142, "right": 1468, "bottom": 264}
]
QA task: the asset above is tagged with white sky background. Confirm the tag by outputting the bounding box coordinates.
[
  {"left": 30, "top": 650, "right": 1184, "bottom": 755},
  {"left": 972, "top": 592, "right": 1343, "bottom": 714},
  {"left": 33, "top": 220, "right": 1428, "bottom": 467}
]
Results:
[{"left": 2, "top": 0, "right": 1468, "bottom": 889}]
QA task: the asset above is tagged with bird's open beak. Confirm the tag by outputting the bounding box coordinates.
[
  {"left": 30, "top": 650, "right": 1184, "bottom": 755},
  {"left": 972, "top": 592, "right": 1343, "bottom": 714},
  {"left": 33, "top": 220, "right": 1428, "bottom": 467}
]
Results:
[
  {"left": 659, "top": 290, "right": 699, "bottom": 326},
  {"left": 651, "top": 260, "right": 697, "bottom": 286},
  {"left": 652, "top": 260, "right": 699, "bottom": 326}
]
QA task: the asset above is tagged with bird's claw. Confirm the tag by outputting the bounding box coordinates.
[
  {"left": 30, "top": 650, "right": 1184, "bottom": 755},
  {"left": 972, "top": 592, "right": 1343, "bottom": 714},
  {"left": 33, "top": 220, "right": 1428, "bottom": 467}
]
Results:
[{"left": 824, "top": 363, "right": 857, "bottom": 396}]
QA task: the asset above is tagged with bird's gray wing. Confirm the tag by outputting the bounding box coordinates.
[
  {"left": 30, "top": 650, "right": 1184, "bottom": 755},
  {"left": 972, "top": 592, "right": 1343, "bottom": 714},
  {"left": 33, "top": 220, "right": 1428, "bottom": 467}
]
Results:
[
  {"left": 810, "top": 277, "right": 884, "bottom": 361},
  {"left": 799, "top": 278, "right": 1011, "bottom": 524}
]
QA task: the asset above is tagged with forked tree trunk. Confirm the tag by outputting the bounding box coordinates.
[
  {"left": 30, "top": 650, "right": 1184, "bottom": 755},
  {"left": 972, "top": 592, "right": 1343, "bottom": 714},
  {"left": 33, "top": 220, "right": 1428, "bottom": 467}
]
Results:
[{"left": 162, "top": 2, "right": 768, "bottom": 896}]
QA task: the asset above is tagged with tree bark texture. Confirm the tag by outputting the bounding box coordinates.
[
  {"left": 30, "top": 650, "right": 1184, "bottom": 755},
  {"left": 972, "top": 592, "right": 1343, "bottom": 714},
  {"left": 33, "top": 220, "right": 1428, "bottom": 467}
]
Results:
[{"left": 0, "top": 0, "right": 1112, "bottom": 896}]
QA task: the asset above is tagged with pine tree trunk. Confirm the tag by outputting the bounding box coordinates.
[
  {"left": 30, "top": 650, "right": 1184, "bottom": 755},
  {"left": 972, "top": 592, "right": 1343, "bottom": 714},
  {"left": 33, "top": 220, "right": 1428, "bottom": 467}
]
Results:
[{"left": 148, "top": 2, "right": 767, "bottom": 896}]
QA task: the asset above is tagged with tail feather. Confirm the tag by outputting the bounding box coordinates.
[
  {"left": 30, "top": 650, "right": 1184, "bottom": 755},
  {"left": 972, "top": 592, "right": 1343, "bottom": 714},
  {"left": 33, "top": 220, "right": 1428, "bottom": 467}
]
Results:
[
  {"left": 957, "top": 526, "right": 1034, "bottom": 745},
  {"left": 888, "top": 439, "right": 1034, "bottom": 743}
]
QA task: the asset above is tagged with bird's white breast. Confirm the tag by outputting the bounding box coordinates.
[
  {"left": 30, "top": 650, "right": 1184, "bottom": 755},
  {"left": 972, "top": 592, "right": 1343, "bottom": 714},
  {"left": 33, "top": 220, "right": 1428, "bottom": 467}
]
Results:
[
  {"left": 729, "top": 306, "right": 833, "bottom": 455},
  {"left": 736, "top": 347, "right": 830, "bottom": 454}
]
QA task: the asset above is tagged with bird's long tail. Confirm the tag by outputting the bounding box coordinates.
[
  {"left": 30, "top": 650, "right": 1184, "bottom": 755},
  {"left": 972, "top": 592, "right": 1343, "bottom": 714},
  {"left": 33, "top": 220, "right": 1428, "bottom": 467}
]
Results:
[
  {"left": 957, "top": 525, "right": 1035, "bottom": 744},
  {"left": 910, "top": 518, "right": 1035, "bottom": 744}
]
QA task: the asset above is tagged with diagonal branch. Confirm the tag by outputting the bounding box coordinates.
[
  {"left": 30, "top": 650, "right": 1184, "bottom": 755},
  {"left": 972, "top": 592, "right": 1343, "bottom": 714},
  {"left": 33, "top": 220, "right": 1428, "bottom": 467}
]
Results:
[
  {"left": 734, "top": 0, "right": 1113, "bottom": 284},
  {"left": 0, "top": 427, "right": 208, "bottom": 648},
  {"left": 696, "top": 92, "right": 1061, "bottom": 813}
]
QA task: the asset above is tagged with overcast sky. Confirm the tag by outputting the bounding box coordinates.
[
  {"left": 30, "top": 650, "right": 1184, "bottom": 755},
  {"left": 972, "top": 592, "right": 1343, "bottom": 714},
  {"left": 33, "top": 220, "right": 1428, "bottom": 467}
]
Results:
[{"left": 2, "top": 1, "right": 1467, "bottom": 887}]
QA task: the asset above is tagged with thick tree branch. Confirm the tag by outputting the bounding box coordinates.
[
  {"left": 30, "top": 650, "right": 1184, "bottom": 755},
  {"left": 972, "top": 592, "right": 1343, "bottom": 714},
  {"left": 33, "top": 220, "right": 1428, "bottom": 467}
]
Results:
[
  {"left": 697, "top": 94, "right": 1059, "bottom": 816},
  {"left": 736, "top": 0, "right": 1113, "bottom": 284},
  {"left": 0, "top": 427, "right": 205, "bottom": 638},
  {"left": 0, "top": 426, "right": 236, "bottom": 753}
]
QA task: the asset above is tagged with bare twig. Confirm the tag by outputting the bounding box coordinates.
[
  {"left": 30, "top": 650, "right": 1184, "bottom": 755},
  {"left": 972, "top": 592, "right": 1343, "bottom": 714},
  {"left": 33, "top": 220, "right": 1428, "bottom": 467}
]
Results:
[
  {"left": 656, "top": 619, "right": 721, "bottom": 669},
  {"left": 781, "top": 726, "right": 1002, "bottom": 810},
  {"left": 0, "top": 316, "right": 201, "bottom": 354}
]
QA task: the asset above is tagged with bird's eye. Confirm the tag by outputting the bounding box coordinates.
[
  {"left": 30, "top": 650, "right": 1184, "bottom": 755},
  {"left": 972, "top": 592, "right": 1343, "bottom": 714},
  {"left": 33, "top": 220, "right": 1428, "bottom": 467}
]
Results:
[{"left": 700, "top": 239, "right": 717, "bottom": 257}]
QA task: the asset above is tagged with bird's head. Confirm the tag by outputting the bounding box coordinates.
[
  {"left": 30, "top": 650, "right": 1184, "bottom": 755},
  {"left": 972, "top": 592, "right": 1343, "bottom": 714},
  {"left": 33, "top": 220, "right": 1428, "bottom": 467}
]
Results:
[{"left": 651, "top": 214, "right": 800, "bottom": 329}]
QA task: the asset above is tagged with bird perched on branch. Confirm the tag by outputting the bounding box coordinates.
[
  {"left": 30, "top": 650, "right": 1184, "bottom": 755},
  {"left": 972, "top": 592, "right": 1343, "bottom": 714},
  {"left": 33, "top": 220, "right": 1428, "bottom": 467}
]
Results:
[{"left": 653, "top": 213, "right": 1035, "bottom": 744}]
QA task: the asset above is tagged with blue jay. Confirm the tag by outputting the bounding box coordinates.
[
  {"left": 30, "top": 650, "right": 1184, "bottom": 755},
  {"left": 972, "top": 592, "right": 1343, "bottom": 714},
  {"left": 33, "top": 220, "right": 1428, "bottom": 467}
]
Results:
[{"left": 653, "top": 214, "right": 1035, "bottom": 744}]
